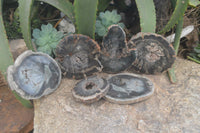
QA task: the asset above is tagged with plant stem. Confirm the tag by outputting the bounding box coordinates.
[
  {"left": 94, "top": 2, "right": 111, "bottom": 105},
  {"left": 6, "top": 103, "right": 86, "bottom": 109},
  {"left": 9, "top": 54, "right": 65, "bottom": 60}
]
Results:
[
  {"left": 167, "top": 17, "right": 184, "bottom": 83},
  {"left": 174, "top": 17, "right": 184, "bottom": 55},
  {"left": 168, "top": 65, "right": 177, "bottom": 83},
  {"left": 158, "top": 0, "right": 188, "bottom": 34},
  {"left": 187, "top": 56, "right": 200, "bottom": 64}
]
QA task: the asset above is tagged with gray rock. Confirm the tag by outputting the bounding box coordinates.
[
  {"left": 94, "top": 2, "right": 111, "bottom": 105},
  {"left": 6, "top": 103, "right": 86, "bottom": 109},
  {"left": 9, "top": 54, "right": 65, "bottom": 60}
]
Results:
[
  {"left": 9, "top": 39, "right": 27, "bottom": 60},
  {"left": 59, "top": 13, "right": 75, "bottom": 34},
  {"left": 34, "top": 58, "right": 200, "bottom": 133}
]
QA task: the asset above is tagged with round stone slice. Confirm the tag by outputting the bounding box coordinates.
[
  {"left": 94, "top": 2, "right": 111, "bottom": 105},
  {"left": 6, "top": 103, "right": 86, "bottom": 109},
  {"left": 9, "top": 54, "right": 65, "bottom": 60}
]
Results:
[
  {"left": 72, "top": 76, "right": 110, "bottom": 104},
  {"left": 7, "top": 50, "right": 61, "bottom": 100},
  {"left": 99, "top": 25, "right": 136, "bottom": 73},
  {"left": 55, "top": 34, "right": 102, "bottom": 79},
  {"left": 127, "top": 32, "right": 176, "bottom": 74},
  {"left": 104, "top": 73, "right": 154, "bottom": 104}
]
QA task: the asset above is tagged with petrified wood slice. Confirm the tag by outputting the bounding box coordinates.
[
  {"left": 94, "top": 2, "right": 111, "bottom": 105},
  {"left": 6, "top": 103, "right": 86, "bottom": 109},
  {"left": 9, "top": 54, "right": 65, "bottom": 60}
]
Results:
[
  {"left": 104, "top": 73, "right": 154, "bottom": 104},
  {"left": 99, "top": 25, "right": 136, "bottom": 73},
  {"left": 7, "top": 50, "right": 61, "bottom": 100},
  {"left": 127, "top": 32, "right": 176, "bottom": 74},
  {"left": 72, "top": 76, "right": 109, "bottom": 104},
  {"left": 55, "top": 34, "right": 102, "bottom": 79}
]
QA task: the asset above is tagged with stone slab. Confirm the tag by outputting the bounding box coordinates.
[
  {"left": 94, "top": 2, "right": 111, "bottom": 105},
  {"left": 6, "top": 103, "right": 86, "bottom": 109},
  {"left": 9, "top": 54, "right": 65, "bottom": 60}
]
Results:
[
  {"left": 34, "top": 58, "right": 200, "bottom": 133},
  {"left": 0, "top": 86, "right": 34, "bottom": 133}
]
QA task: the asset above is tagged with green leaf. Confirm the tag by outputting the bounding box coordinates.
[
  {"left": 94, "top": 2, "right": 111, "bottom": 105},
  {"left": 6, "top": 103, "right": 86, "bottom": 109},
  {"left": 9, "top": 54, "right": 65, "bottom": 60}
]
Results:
[
  {"left": 37, "top": 0, "right": 74, "bottom": 21},
  {"left": 118, "top": 23, "right": 125, "bottom": 29},
  {"left": 168, "top": 65, "right": 177, "bottom": 83},
  {"left": 13, "top": 91, "right": 33, "bottom": 108},
  {"left": 41, "top": 23, "right": 53, "bottom": 33},
  {"left": 74, "top": 0, "right": 98, "bottom": 38},
  {"left": 167, "top": 16, "right": 184, "bottom": 83},
  {"left": 189, "top": 0, "right": 200, "bottom": 7},
  {"left": 0, "top": 0, "right": 33, "bottom": 108},
  {"left": 158, "top": 0, "right": 189, "bottom": 34},
  {"left": 187, "top": 56, "right": 200, "bottom": 64},
  {"left": 32, "top": 28, "right": 41, "bottom": 39},
  {"left": 170, "top": 0, "right": 177, "bottom": 9},
  {"left": 95, "top": 20, "right": 103, "bottom": 28},
  {"left": 173, "top": 17, "right": 184, "bottom": 55},
  {"left": 37, "top": 45, "right": 52, "bottom": 55},
  {"left": 97, "top": 27, "right": 107, "bottom": 36},
  {"left": 135, "top": 0, "right": 156, "bottom": 33},
  {"left": 194, "top": 47, "right": 200, "bottom": 54},
  {"left": 35, "top": 36, "right": 48, "bottom": 46},
  {"left": 18, "top": 0, "right": 35, "bottom": 51},
  {"left": 98, "top": 0, "right": 111, "bottom": 12},
  {"left": 0, "top": 0, "right": 14, "bottom": 78},
  {"left": 95, "top": 10, "right": 124, "bottom": 37}
]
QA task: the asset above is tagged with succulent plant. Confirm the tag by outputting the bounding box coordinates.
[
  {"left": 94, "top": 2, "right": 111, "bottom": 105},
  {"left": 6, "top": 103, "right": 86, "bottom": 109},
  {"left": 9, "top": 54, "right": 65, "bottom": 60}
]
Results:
[
  {"left": 32, "top": 23, "right": 64, "bottom": 56},
  {"left": 95, "top": 10, "right": 125, "bottom": 37}
]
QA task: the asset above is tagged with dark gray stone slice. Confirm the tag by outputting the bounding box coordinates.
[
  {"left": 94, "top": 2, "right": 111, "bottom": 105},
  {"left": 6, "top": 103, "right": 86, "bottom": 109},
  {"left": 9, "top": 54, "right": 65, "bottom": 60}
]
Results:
[
  {"left": 104, "top": 73, "right": 154, "bottom": 104},
  {"left": 72, "top": 75, "right": 109, "bottom": 104},
  {"left": 55, "top": 34, "right": 102, "bottom": 79},
  {"left": 127, "top": 32, "right": 176, "bottom": 74},
  {"left": 7, "top": 50, "right": 61, "bottom": 100},
  {"left": 99, "top": 25, "right": 136, "bottom": 73}
]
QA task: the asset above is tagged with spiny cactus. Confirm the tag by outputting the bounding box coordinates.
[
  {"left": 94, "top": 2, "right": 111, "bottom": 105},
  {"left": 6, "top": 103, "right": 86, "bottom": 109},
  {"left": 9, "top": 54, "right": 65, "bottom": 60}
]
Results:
[
  {"left": 32, "top": 23, "right": 64, "bottom": 56},
  {"left": 95, "top": 10, "right": 125, "bottom": 37}
]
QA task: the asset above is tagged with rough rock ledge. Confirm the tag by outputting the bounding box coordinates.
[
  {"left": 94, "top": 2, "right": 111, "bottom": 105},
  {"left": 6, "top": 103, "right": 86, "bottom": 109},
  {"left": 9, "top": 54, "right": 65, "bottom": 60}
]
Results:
[{"left": 34, "top": 58, "right": 200, "bottom": 133}]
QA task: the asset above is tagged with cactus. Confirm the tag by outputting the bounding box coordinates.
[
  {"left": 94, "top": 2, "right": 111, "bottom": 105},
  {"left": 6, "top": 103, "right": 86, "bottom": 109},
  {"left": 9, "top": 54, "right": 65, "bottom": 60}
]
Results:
[
  {"left": 95, "top": 10, "right": 125, "bottom": 37},
  {"left": 32, "top": 23, "right": 64, "bottom": 56}
]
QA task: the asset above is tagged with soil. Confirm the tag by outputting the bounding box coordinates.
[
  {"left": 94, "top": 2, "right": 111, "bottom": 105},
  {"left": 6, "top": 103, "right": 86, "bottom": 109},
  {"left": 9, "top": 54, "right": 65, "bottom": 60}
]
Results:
[{"left": 0, "top": 86, "right": 34, "bottom": 133}]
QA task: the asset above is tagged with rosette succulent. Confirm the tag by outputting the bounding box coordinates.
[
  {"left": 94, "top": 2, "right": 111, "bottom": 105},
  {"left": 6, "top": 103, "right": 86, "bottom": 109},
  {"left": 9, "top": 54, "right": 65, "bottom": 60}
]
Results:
[
  {"left": 95, "top": 10, "right": 125, "bottom": 37},
  {"left": 32, "top": 23, "right": 64, "bottom": 56}
]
